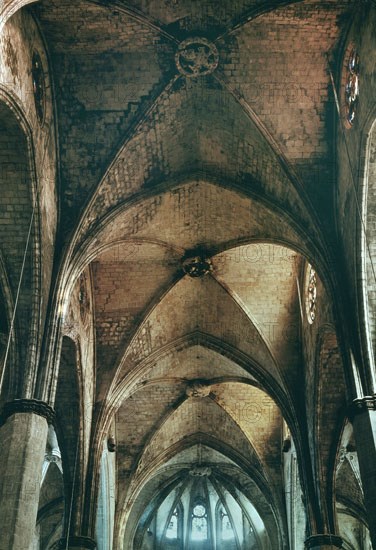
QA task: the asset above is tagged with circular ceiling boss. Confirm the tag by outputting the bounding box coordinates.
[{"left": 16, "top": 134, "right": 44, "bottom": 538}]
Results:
[
  {"left": 176, "top": 37, "right": 219, "bottom": 77},
  {"left": 182, "top": 255, "right": 213, "bottom": 277}
]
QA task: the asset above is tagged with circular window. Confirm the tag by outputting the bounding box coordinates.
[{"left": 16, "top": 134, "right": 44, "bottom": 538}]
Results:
[{"left": 193, "top": 505, "right": 206, "bottom": 517}]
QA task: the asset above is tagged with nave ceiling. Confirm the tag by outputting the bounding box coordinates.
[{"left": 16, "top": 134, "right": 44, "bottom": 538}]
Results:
[{"left": 0, "top": 0, "right": 374, "bottom": 548}]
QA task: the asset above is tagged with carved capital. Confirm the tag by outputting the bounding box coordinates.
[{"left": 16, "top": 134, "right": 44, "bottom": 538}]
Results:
[
  {"left": 304, "top": 534, "right": 343, "bottom": 548},
  {"left": 58, "top": 536, "right": 96, "bottom": 549},
  {"left": 348, "top": 395, "right": 376, "bottom": 421},
  {"left": 0, "top": 398, "right": 55, "bottom": 426},
  {"left": 45, "top": 450, "right": 61, "bottom": 464}
]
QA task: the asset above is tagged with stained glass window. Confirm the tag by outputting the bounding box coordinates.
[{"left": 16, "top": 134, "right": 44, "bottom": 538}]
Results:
[
  {"left": 220, "top": 509, "right": 234, "bottom": 540},
  {"left": 345, "top": 50, "right": 359, "bottom": 126},
  {"left": 306, "top": 265, "right": 317, "bottom": 324},
  {"left": 166, "top": 508, "right": 178, "bottom": 539},
  {"left": 191, "top": 504, "right": 208, "bottom": 541}
]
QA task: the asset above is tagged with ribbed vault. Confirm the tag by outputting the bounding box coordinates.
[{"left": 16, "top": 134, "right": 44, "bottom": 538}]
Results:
[{"left": 2, "top": 0, "right": 368, "bottom": 548}]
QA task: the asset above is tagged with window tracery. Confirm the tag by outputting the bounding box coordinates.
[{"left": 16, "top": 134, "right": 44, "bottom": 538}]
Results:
[
  {"left": 220, "top": 508, "right": 234, "bottom": 540},
  {"left": 306, "top": 265, "right": 317, "bottom": 324},
  {"left": 345, "top": 49, "right": 359, "bottom": 127},
  {"left": 191, "top": 503, "right": 208, "bottom": 541},
  {"left": 166, "top": 508, "right": 178, "bottom": 539}
]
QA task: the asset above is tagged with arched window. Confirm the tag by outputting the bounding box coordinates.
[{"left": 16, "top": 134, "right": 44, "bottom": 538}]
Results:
[
  {"left": 191, "top": 503, "right": 208, "bottom": 541},
  {"left": 305, "top": 264, "right": 317, "bottom": 324},
  {"left": 166, "top": 508, "right": 179, "bottom": 540},
  {"left": 345, "top": 49, "right": 359, "bottom": 127},
  {"left": 219, "top": 508, "right": 234, "bottom": 541}
]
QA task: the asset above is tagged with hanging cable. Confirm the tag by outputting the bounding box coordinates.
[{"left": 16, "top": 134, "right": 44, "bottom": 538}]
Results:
[
  {"left": 326, "top": 54, "right": 376, "bottom": 289},
  {"left": 65, "top": 430, "right": 80, "bottom": 550},
  {"left": 0, "top": 203, "right": 36, "bottom": 395},
  {"left": 295, "top": 274, "right": 304, "bottom": 324},
  {"left": 0, "top": 122, "right": 53, "bottom": 397}
]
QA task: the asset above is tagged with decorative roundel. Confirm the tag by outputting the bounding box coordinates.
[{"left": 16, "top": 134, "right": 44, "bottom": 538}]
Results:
[
  {"left": 193, "top": 505, "right": 206, "bottom": 517},
  {"left": 175, "top": 37, "right": 219, "bottom": 77},
  {"left": 306, "top": 265, "right": 317, "bottom": 324},
  {"left": 31, "top": 52, "right": 46, "bottom": 125},
  {"left": 345, "top": 49, "right": 359, "bottom": 127}
]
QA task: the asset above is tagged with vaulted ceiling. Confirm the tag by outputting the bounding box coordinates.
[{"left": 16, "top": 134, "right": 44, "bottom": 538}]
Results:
[{"left": 29, "top": 0, "right": 362, "bottom": 547}]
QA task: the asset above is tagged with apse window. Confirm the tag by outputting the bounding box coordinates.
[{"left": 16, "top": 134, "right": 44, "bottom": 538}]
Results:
[
  {"left": 220, "top": 510, "right": 234, "bottom": 540},
  {"left": 166, "top": 508, "right": 178, "bottom": 539},
  {"left": 191, "top": 504, "right": 208, "bottom": 541},
  {"left": 306, "top": 264, "right": 317, "bottom": 324},
  {"left": 345, "top": 49, "right": 359, "bottom": 127}
]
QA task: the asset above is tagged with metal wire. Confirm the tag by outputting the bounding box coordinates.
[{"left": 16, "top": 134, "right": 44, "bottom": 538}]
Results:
[
  {"left": 65, "top": 432, "right": 80, "bottom": 550},
  {"left": 0, "top": 122, "right": 52, "bottom": 396},
  {"left": 296, "top": 274, "right": 304, "bottom": 324},
  {"left": 0, "top": 204, "right": 36, "bottom": 395}
]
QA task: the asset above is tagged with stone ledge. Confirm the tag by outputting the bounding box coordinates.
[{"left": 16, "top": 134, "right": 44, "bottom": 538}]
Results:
[
  {"left": 348, "top": 395, "right": 376, "bottom": 421},
  {"left": 0, "top": 398, "right": 56, "bottom": 426}
]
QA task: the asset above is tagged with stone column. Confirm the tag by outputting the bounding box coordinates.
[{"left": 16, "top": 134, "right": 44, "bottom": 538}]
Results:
[
  {"left": 350, "top": 395, "right": 376, "bottom": 549},
  {"left": 58, "top": 535, "right": 97, "bottom": 549},
  {"left": 304, "top": 534, "right": 343, "bottom": 549},
  {"left": 0, "top": 399, "right": 54, "bottom": 550}
]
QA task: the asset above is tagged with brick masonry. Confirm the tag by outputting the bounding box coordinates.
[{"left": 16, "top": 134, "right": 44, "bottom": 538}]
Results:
[{"left": 0, "top": 1, "right": 375, "bottom": 549}]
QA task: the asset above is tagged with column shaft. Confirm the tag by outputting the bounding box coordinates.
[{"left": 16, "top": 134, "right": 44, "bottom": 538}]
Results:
[
  {"left": 0, "top": 412, "right": 48, "bottom": 550},
  {"left": 352, "top": 402, "right": 376, "bottom": 548}
]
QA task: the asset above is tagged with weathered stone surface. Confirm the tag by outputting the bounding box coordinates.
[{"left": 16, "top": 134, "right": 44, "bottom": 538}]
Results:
[
  {"left": 352, "top": 405, "right": 376, "bottom": 548},
  {"left": 0, "top": 1, "right": 375, "bottom": 548},
  {"left": 0, "top": 412, "right": 48, "bottom": 550}
]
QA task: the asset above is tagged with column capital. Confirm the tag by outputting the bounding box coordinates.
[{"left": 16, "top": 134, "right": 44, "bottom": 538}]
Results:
[
  {"left": 0, "top": 398, "right": 55, "bottom": 426},
  {"left": 348, "top": 395, "right": 376, "bottom": 421},
  {"left": 58, "top": 536, "right": 96, "bottom": 549},
  {"left": 304, "top": 534, "right": 343, "bottom": 548}
]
